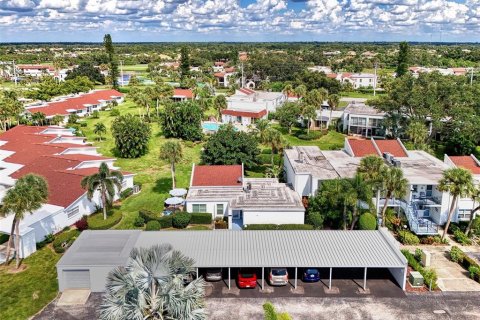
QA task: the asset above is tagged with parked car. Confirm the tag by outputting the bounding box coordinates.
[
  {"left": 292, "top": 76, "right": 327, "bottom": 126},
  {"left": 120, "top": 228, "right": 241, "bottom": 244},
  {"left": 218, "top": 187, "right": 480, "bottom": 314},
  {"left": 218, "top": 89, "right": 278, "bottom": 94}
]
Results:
[
  {"left": 205, "top": 268, "right": 222, "bottom": 282},
  {"left": 268, "top": 268, "right": 289, "bottom": 286},
  {"left": 302, "top": 268, "right": 320, "bottom": 282},
  {"left": 237, "top": 268, "right": 257, "bottom": 288}
]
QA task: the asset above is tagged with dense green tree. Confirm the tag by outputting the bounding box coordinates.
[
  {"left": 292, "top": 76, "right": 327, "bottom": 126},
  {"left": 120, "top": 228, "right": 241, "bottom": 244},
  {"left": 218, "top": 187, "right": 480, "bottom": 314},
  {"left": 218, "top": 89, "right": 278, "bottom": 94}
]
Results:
[
  {"left": 465, "top": 186, "right": 480, "bottom": 236},
  {"left": 111, "top": 114, "right": 151, "bottom": 158},
  {"left": 201, "top": 124, "right": 259, "bottom": 169},
  {"left": 396, "top": 41, "right": 410, "bottom": 77},
  {"left": 103, "top": 34, "right": 119, "bottom": 89},
  {"left": 99, "top": 244, "right": 206, "bottom": 320},
  {"left": 276, "top": 102, "right": 301, "bottom": 134},
  {"left": 294, "top": 84, "right": 307, "bottom": 99},
  {"left": 94, "top": 122, "right": 106, "bottom": 141},
  {"left": 379, "top": 167, "right": 408, "bottom": 228},
  {"left": 65, "top": 62, "right": 105, "bottom": 84},
  {"left": 180, "top": 46, "right": 191, "bottom": 79},
  {"left": 357, "top": 155, "right": 386, "bottom": 213},
  {"left": 438, "top": 168, "right": 474, "bottom": 240},
  {"left": 406, "top": 120, "right": 428, "bottom": 148},
  {"left": 159, "top": 140, "right": 183, "bottom": 189},
  {"left": 301, "top": 104, "right": 317, "bottom": 134},
  {"left": 160, "top": 101, "right": 203, "bottom": 141},
  {"left": 0, "top": 90, "right": 23, "bottom": 131},
  {"left": 327, "top": 94, "right": 340, "bottom": 126},
  {"left": 81, "top": 163, "right": 123, "bottom": 220},
  {"left": 31, "top": 112, "right": 46, "bottom": 126},
  {"left": 294, "top": 70, "right": 341, "bottom": 93},
  {"left": 0, "top": 174, "right": 48, "bottom": 268},
  {"left": 213, "top": 95, "right": 227, "bottom": 120},
  {"left": 263, "top": 128, "right": 285, "bottom": 165}
]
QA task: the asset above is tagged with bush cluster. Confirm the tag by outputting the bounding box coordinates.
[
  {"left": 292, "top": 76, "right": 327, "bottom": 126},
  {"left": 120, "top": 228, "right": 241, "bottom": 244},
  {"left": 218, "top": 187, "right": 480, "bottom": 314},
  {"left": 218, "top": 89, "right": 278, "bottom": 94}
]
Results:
[
  {"left": 36, "top": 233, "right": 55, "bottom": 249},
  {"left": 449, "top": 246, "right": 480, "bottom": 283},
  {"left": 145, "top": 221, "right": 161, "bottom": 231},
  {"left": 74, "top": 216, "right": 89, "bottom": 231},
  {"left": 398, "top": 230, "right": 420, "bottom": 245},
  {"left": 401, "top": 249, "right": 438, "bottom": 289},
  {"left": 243, "top": 224, "right": 314, "bottom": 230},
  {"left": 190, "top": 213, "right": 212, "bottom": 224},
  {"left": 358, "top": 213, "right": 377, "bottom": 230},
  {"left": 172, "top": 212, "right": 191, "bottom": 229},
  {"left": 420, "top": 235, "right": 448, "bottom": 245},
  {"left": 87, "top": 210, "right": 122, "bottom": 230},
  {"left": 133, "top": 215, "right": 145, "bottom": 227},
  {"left": 214, "top": 219, "right": 228, "bottom": 229},
  {"left": 53, "top": 230, "right": 81, "bottom": 253},
  {"left": 297, "top": 131, "right": 323, "bottom": 141},
  {"left": 120, "top": 188, "right": 133, "bottom": 200},
  {"left": 139, "top": 210, "right": 159, "bottom": 222},
  {"left": 159, "top": 215, "right": 173, "bottom": 229},
  {"left": 453, "top": 229, "right": 472, "bottom": 245}
]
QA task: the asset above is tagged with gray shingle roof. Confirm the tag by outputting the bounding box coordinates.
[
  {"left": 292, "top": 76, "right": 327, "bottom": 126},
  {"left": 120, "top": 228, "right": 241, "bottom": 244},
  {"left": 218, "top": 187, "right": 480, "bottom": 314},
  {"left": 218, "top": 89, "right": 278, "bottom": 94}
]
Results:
[{"left": 58, "top": 229, "right": 406, "bottom": 269}]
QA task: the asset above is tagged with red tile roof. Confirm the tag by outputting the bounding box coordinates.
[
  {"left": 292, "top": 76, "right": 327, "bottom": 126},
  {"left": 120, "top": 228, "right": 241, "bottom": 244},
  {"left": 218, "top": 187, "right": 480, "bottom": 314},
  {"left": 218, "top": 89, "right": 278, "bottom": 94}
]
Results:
[
  {"left": 327, "top": 73, "right": 338, "bottom": 79},
  {"left": 173, "top": 88, "right": 193, "bottom": 99},
  {"left": 26, "top": 89, "right": 123, "bottom": 117},
  {"left": 374, "top": 139, "right": 408, "bottom": 157},
  {"left": 18, "top": 64, "right": 54, "bottom": 71},
  {"left": 224, "top": 67, "right": 235, "bottom": 73},
  {"left": 191, "top": 165, "right": 243, "bottom": 187},
  {"left": 348, "top": 139, "right": 379, "bottom": 157},
  {"left": 449, "top": 156, "right": 480, "bottom": 175},
  {"left": 214, "top": 72, "right": 225, "bottom": 78},
  {"left": 221, "top": 109, "right": 267, "bottom": 119},
  {"left": 239, "top": 88, "right": 255, "bottom": 95}
]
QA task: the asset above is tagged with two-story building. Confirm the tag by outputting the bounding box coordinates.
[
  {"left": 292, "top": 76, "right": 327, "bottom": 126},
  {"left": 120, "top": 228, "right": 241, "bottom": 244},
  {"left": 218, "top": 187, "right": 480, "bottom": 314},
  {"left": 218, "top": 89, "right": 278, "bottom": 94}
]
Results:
[{"left": 342, "top": 103, "right": 386, "bottom": 137}]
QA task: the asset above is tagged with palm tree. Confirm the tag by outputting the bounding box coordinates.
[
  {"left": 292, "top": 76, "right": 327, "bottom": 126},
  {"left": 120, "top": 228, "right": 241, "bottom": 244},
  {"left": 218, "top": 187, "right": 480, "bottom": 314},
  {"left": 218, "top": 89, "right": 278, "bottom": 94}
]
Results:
[
  {"left": 294, "top": 85, "right": 307, "bottom": 99},
  {"left": 327, "top": 94, "right": 340, "bottom": 128},
  {"left": 99, "top": 244, "right": 206, "bottom": 320},
  {"left": 345, "top": 174, "right": 374, "bottom": 230},
  {"left": 0, "top": 174, "right": 48, "bottom": 268},
  {"left": 31, "top": 112, "right": 46, "bottom": 126},
  {"left": 134, "top": 91, "right": 152, "bottom": 119},
  {"left": 265, "top": 165, "right": 282, "bottom": 179},
  {"left": 302, "top": 104, "right": 317, "bottom": 134},
  {"left": 283, "top": 83, "right": 294, "bottom": 101},
  {"left": 213, "top": 95, "right": 227, "bottom": 120},
  {"left": 255, "top": 119, "right": 270, "bottom": 144},
  {"left": 51, "top": 115, "right": 64, "bottom": 126},
  {"left": 357, "top": 155, "right": 386, "bottom": 215},
  {"left": 94, "top": 122, "right": 107, "bottom": 141},
  {"left": 264, "top": 128, "right": 284, "bottom": 165},
  {"left": 81, "top": 163, "right": 123, "bottom": 220},
  {"left": 159, "top": 141, "right": 183, "bottom": 189},
  {"left": 465, "top": 186, "right": 480, "bottom": 236},
  {"left": 406, "top": 120, "right": 428, "bottom": 148},
  {"left": 379, "top": 167, "right": 408, "bottom": 228},
  {"left": 438, "top": 168, "right": 474, "bottom": 240}
]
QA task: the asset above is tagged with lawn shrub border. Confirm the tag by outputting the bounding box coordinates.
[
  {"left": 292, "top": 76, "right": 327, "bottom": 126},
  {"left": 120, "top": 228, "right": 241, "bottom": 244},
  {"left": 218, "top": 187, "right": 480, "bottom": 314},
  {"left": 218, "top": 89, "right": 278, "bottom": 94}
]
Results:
[{"left": 401, "top": 249, "right": 438, "bottom": 290}]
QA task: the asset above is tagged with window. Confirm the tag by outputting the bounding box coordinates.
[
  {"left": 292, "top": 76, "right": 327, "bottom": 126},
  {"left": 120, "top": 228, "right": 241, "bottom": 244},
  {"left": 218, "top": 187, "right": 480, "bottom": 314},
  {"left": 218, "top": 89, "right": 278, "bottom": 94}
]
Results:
[
  {"left": 458, "top": 210, "right": 471, "bottom": 220},
  {"left": 192, "top": 204, "right": 207, "bottom": 213},
  {"left": 67, "top": 206, "right": 79, "bottom": 218},
  {"left": 426, "top": 185, "right": 433, "bottom": 197},
  {"left": 412, "top": 185, "right": 418, "bottom": 193},
  {"left": 216, "top": 204, "right": 224, "bottom": 216}
]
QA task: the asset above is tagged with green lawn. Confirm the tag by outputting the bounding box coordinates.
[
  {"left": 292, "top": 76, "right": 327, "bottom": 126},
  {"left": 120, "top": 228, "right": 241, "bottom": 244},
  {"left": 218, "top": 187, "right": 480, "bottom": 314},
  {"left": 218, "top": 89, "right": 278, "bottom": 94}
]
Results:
[
  {"left": 273, "top": 125, "right": 345, "bottom": 150},
  {"left": 339, "top": 91, "right": 384, "bottom": 100},
  {"left": 0, "top": 247, "right": 60, "bottom": 320},
  {"left": 122, "top": 64, "right": 148, "bottom": 72}
]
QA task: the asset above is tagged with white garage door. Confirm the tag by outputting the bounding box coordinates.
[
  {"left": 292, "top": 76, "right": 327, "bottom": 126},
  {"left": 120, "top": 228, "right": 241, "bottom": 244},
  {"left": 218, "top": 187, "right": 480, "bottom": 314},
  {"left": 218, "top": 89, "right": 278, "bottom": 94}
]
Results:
[{"left": 63, "top": 270, "right": 91, "bottom": 289}]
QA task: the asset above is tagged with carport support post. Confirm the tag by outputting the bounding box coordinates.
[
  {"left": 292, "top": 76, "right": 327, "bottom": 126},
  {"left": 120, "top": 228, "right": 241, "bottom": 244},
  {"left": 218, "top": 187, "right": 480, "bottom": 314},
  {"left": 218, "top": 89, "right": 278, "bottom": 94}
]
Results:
[
  {"left": 262, "top": 267, "right": 264, "bottom": 290},
  {"left": 294, "top": 268, "right": 297, "bottom": 289},
  {"left": 196, "top": 268, "right": 198, "bottom": 279},
  {"left": 228, "top": 267, "right": 231, "bottom": 290},
  {"left": 363, "top": 267, "right": 367, "bottom": 291},
  {"left": 329, "top": 267, "right": 332, "bottom": 289}
]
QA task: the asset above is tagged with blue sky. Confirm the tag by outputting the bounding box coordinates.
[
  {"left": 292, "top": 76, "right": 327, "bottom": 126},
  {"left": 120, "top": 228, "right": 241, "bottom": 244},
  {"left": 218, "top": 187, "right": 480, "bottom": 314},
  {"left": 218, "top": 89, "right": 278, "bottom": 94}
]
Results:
[{"left": 0, "top": 0, "right": 479, "bottom": 42}]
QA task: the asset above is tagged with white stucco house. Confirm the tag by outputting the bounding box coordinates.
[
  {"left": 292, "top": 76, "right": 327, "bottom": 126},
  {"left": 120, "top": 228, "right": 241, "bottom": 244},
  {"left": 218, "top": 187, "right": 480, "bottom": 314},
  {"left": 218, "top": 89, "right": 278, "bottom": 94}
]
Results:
[
  {"left": 0, "top": 125, "right": 134, "bottom": 261},
  {"left": 185, "top": 164, "right": 305, "bottom": 229},
  {"left": 341, "top": 103, "right": 386, "bottom": 137}
]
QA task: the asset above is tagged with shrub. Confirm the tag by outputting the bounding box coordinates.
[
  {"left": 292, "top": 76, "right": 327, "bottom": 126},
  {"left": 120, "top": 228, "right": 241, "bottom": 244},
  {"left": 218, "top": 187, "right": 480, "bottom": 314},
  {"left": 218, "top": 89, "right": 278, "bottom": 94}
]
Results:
[
  {"left": 145, "top": 220, "right": 161, "bottom": 231},
  {"left": 401, "top": 249, "right": 438, "bottom": 289},
  {"left": 358, "top": 213, "right": 377, "bottom": 230},
  {"left": 297, "top": 131, "right": 322, "bottom": 141},
  {"left": 139, "top": 210, "right": 159, "bottom": 222},
  {"left": 37, "top": 233, "right": 55, "bottom": 249},
  {"left": 243, "top": 224, "right": 277, "bottom": 230},
  {"left": 243, "top": 224, "right": 314, "bottom": 230},
  {"left": 420, "top": 236, "right": 434, "bottom": 245},
  {"left": 414, "top": 248, "right": 423, "bottom": 262},
  {"left": 263, "top": 302, "right": 277, "bottom": 320},
  {"left": 80, "top": 122, "right": 87, "bottom": 127},
  {"left": 53, "top": 229, "right": 80, "bottom": 253},
  {"left": 172, "top": 212, "right": 191, "bottom": 229},
  {"left": 214, "top": 219, "right": 228, "bottom": 229},
  {"left": 190, "top": 213, "right": 212, "bottom": 224},
  {"left": 133, "top": 215, "right": 145, "bottom": 227},
  {"left": 74, "top": 216, "right": 89, "bottom": 231},
  {"left": 120, "top": 188, "right": 133, "bottom": 200},
  {"left": 454, "top": 229, "right": 472, "bottom": 245},
  {"left": 110, "top": 108, "right": 120, "bottom": 116},
  {"left": 159, "top": 215, "right": 173, "bottom": 229},
  {"left": 450, "top": 246, "right": 464, "bottom": 263},
  {"left": 92, "top": 110, "right": 100, "bottom": 118},
  {"left": 307, "top": 212, "right": 324, "bottom": 230},
  {"left": 469, "top": 266, "right": 480, "bottom": 279},
  {"left": 87, "top": 210, "right": 122, "bottom": 230},
  {"left": 398, "top": 230, "right": 420, "bottom": 245}
]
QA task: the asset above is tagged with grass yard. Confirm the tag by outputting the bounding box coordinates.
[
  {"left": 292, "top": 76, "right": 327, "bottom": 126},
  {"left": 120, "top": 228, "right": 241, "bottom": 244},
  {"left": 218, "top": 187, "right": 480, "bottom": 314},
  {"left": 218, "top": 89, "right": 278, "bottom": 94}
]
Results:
[
  {"left": 122, "top": 64, "right": 149, "bottom": 72},
  {"left": 0, "top": 247, "right": 60, "bottom": 320},
  {"left": 273, "top": 125, "right": 345, "bottom": 150},
  {"left": 79, "top": 100, "right": 202, "bottom": 230},
  {"left": 339, "top": 91, "right": 385, "bottom": 100}
]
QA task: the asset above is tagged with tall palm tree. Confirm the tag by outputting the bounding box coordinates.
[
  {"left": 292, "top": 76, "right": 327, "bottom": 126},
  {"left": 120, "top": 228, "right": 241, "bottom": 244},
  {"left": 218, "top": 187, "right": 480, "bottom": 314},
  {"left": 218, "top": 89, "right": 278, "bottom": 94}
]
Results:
[
  {"left": 406, "top": 120, "right": 428, "bottom": 148},
  {"left": 345, "top": 174, "right": 374, "bottom": 230},
  {"left": 264, "top": 128, "right": 284, "bottom": 165},
  {"left": 213, "top": 95, "right": 227, "bottom": 120},
  {"left": 283, "top": 83, "right": 294, "bottom": 101},
  {"left": 294, "top": 85, "right": 307, "bottom": 99},
  {"left": 94, "top": 122, "right": 107, "bottom": 141},
  {"left": 302, "top": 103, "right": 317, "bottom": 134},
  {"left": 327, "top": 94, "right": 340, "bottom": 128},
  {"left": 379, "top": 166, "right": 408, "bottom": 228},
  {"left": 466, "top": 186, "right": 480, "bottom": 236},
  {"left": 81, "top": 163, "right": 123, "bottom": 220},
  {"left": 357, "top": 155, "right": 386, "bottom": 215},
  {"left": 438, "top": 168, "right": 474, "bottom": 240},
  {"left": 0, "top": 174, "right": 48, "bottom": 268},
  {"left": 159, "top": 141, "right": 183, "bottom": 189},
  {"left": 99, "top": 244, "right": 206, "bottom": 320},
  {"left": 255, "top": 119, "right": 270, "bottom": 144}
]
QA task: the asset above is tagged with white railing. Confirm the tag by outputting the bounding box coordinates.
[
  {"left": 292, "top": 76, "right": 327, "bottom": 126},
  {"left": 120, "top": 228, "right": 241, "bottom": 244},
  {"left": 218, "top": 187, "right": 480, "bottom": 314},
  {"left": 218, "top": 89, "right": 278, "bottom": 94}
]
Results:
[{"left": 400, "top": 200, "right": 438, "bottom": 235}]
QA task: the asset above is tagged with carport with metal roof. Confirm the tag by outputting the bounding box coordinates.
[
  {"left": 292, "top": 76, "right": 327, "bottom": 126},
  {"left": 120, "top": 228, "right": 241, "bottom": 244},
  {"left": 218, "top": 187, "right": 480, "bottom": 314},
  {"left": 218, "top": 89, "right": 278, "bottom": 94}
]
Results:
[{"left": 57, "top": 228, "right": 407, "bottom": 293}]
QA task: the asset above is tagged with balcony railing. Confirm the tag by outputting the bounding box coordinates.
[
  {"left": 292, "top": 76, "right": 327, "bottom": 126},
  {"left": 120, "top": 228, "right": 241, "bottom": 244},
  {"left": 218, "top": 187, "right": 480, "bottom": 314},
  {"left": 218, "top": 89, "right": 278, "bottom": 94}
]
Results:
[{"left": 400, "top": 200, "right": 439, "bottom": 235}]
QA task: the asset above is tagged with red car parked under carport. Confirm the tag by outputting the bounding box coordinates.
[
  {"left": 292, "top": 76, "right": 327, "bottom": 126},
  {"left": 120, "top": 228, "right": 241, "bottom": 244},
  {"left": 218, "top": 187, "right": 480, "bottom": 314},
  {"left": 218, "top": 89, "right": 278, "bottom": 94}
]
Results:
[{"left": 237, "top": 269, "right": 257, "bottom": 288}]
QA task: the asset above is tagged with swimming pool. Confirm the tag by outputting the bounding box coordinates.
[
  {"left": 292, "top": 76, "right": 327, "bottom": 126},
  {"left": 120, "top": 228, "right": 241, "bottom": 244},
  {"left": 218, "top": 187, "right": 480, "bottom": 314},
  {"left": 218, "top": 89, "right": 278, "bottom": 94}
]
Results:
[{"left": 202, "top": 122, "right": 221, "bottom": 131}]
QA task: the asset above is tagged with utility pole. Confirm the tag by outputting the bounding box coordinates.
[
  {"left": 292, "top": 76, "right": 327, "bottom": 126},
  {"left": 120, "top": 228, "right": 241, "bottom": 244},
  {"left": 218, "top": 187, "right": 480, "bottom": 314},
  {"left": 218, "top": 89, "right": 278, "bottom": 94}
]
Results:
[
  {"left": 241, "top": 62, "right": 244, "bottom": 88},
  {"left": 470, "top": 67, "right": 474, "bottom": 86},
  {"left": 119, "top": 60, "right": 124, "bottom": 87},
  {"left": 13, "top": 60, "right": 17, "bottom": 86},
  {"left": 373, "top": 62, "right": 378, "bottom": 96}
]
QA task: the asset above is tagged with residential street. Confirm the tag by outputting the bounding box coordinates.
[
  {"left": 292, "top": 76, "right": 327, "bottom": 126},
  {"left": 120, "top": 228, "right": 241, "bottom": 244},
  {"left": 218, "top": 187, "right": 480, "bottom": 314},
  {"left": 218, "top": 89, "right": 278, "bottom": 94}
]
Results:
[{"left": 206, "top": 293, "right": 480, "bottom": 320}]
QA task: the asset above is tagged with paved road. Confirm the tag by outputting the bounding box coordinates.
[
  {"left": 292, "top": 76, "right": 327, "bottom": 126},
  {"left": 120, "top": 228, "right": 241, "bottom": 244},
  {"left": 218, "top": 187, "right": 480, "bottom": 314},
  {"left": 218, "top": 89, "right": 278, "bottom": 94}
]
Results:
[{"left": 207, "top": 292, "right": 480, "bottom": 320}]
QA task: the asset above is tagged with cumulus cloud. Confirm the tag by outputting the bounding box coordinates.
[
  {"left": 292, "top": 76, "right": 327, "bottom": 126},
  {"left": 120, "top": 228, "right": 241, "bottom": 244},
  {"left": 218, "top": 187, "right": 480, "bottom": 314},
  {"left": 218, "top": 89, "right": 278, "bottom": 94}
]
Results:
[{"left": 0, "top": 0, "right": 479, "bottom": 40}]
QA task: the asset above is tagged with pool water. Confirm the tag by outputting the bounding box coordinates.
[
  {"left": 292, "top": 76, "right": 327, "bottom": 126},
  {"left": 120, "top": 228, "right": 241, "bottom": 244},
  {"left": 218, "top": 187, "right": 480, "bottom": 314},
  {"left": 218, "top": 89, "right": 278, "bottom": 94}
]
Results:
[{"left": 202, "top": 123, "right": 221, "bottom": 131}]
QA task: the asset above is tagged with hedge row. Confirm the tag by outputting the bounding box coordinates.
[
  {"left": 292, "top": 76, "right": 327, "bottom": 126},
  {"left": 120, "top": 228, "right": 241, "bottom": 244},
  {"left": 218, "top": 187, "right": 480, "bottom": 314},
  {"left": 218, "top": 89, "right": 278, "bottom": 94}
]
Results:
[
  {"left": 87, "top": 210, "right": 122, "bottom": 230},
  {"left": 53, "top": 229, "right": 80, "bottom": 253},
  {"left": 398, "top": 230, "right": 420, "bottom": 245},
  {"left": 449, "top": 246, "right": 480, "bottom": 283},
  {"left": 190, "top": 213, "right": 212, "bottom": 224},
  {"left": 401, "top": 249, "right": 438, "bottom": 289},
  {"left": 243, "top": 224, "right": 314, "bottom": 230}
]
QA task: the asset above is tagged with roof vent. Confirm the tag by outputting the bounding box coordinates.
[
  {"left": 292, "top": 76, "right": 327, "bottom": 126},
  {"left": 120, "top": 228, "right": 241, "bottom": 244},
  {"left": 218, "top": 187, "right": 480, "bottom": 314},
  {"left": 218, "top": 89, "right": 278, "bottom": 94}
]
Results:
[{"left": 298, "top": 151, "right": 305, "bottom": 163}]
